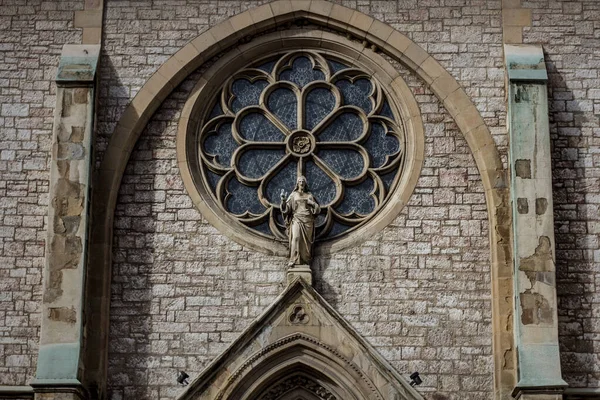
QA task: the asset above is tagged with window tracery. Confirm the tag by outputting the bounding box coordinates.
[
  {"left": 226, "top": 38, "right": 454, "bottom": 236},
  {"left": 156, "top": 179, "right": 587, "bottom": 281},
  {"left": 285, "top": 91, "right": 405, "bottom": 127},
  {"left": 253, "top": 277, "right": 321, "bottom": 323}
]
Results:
[{"left": 198, "top": 50, "right": 405, "bottom": 242}]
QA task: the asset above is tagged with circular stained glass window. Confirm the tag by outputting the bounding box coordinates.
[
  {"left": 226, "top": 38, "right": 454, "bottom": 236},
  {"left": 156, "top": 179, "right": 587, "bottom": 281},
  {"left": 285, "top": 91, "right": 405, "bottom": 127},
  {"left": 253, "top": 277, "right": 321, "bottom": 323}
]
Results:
[{"left": 195, "top": 51, "right": 405, "bottom": 243}]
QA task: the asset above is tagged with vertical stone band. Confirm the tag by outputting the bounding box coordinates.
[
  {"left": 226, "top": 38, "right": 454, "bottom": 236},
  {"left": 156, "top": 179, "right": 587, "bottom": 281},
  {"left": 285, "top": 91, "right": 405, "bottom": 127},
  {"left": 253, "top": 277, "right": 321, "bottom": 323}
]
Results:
[
  {"left": 31, "top": 44, "right": 100, "bottom": 400},
  {"left": 505, "top": 44, "right": 567, "bottom": 399}
]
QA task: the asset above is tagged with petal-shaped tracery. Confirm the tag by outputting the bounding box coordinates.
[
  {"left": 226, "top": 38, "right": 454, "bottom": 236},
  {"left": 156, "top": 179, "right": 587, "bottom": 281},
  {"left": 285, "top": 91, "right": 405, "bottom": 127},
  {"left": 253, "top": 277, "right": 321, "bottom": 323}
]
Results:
[
  {"left": 328, "top": 59, "right": 349, "bottom": 74},
  {"left": 335, "top": 78, "right": 373, "bottom": 113},
  {"left": 304, "top": 86, "right": 336, "bottom": 130},
  {"left": 317, "top": 111, "right": 364, "bottom": 142},
  {"left": 335, "top": 177, "right": 377, "bottom": 216},
  {"left": 266, "top": 87, "right": 297, "bottom": 130},
  {"left": 279, "top": 56, "right": 325, "bottom": 88},
  {"left": 263, "top": 159, "right": 298, "bottom": 206},
  {"left": 314, "top": 147, "right": 365, "bottom": 180},
  {"left": 224, "top": 176, "right": 266, "bottom": 216},
  {"left": 305, "top": 159, "right": 338, "bottom": 206},
  {"left": 236, "top": 147, "right": 286, "bottom": 180},
  {"left": 202, "top": 121, "right": 238, "bottom": 167},
  {"left": 363, "top": 121, "right": 400, "bottom": 168},
  {"left": 195, "top": 50, "right": 407, "bottom": 242},
  {"left": 237, "top": 112, "right": 286, "bottom": 142},
  {"left": 230, "top": 78, "right": 269, "bottom": 112}
]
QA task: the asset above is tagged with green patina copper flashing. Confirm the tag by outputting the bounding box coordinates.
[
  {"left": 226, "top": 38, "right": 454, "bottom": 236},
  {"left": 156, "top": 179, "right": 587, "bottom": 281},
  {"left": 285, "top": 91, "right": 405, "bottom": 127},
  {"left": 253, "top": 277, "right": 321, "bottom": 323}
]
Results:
[
  {"left": 504, "top": 44, "right": 548, "bottom": 81},
  {"left": 33, "top": 343, "right": 80, "bottom": 381},
  {"left": 506, "top": 43, "right": 567, "bottom": 394},
  {"left": 56, "top": 44, "right": 101, "bottom": 83}
]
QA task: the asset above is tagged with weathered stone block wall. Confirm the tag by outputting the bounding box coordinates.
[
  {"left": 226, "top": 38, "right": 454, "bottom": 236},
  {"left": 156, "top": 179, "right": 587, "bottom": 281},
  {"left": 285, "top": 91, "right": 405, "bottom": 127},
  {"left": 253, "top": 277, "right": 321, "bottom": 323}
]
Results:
[
  {"left": 107, "top": 69, "right": 494, "bottom": 400},
  {"left": 522, "top": 0, "right": 600, "bottom": 389},
  {"left": 0, "top": 1, "right": 82, "bottom": 386},
  {"left": 100, "top": 2, "right": 506, "bottom": 399}
]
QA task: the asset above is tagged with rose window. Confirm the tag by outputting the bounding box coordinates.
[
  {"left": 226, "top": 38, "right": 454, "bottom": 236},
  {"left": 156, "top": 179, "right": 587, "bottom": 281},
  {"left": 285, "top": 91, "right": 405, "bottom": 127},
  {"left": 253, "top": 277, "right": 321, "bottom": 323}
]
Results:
[{"left": 197, "top": 51, "right": 405, "bottom": 242}]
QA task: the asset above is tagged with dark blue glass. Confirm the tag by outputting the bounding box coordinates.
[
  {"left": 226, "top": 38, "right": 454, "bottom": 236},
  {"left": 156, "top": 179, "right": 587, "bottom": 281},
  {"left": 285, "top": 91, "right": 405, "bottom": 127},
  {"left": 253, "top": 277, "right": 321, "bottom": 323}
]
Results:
[
  {"left": 327, "top": 59, "right": 349, "bottom": 74},
  {"left": 305, "top": 87, "right": 335, "bottom": 130},
  {"left": 267, "top": 88, "right": 297, "bottom": 130},
  {"left": 328, "top": 221, "right": 351, "bottom": 237},
  {"left": 265, "top": 160, "right": 298, "bottom": 205},
  {"left": 380, "top": 170, "right": 398, "bottom": 193},
  {"left": 318, "top": 112, "right": 363, "bottom": 142},
  {"left": 305, "top": 160, "right": 336, "bottom": 206},
  {"left": 316, "top": 149, "right": 363, "bottom": 180},
  {"left": 208, "top": 100, "right": 223, "bottom": 120},
  {"left": 255, "top": 60, "right": 277, "bottom": 73},
  {"left": 239, "top": 113, "right": 286, "bottom": 142},
  {"left": 336, "top": 78, "right": 373, "bottom": 113},
  {"left": 315, "top": 213, "right": 326, "bottom": 227},
  {"left": 231, "top": 79, "right": 268, "bottom": 113},
  {"left": 364, "top": 122, "right": 400, "bottom": 168},
  {"left": 279, "top": 56, "right": 325, "bottom": 88},
  {"left": 238, "top": 148, "right": 285, "bottom": 179},
  {"left": 252, "top": 220, "right": 272, "bottom": 235},
  {"left": 380, "top": 99, "right": 395, "bottom": 121},
  {"left": 336, "top": 178, "right": 376, "bottom": 216},
  {"left": 205, "top": 168, "right": 222, "bottom": 191},
  {"left": 203, "top": 122, "right": 237, "bottom": 167},
  {"left": 226, "top": 177, "right": 265, "bottom": 215}
]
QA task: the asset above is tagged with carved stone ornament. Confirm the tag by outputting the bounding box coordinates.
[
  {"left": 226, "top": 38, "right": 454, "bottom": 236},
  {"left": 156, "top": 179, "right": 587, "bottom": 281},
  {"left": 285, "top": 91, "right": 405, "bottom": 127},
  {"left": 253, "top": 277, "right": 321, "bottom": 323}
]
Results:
[
  {"left": 177, "top": 42, "right": 427, "bottom": 259},
  {"left": 289, "top": 304, "right": 309, "bottom": 325},
  {"left": 280, "top": 175, "right": 320, "bottom": 267},
  {"left": 175, "top": 279, "right": 424, "bottom": 400},
  {"left": 259, "top": 374, "right": 337, "bottom": 400}
]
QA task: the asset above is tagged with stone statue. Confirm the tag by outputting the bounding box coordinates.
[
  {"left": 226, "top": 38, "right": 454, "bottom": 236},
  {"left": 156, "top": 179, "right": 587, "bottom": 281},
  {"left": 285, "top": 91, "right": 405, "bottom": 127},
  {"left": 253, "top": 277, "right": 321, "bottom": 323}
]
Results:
[{"left": 280, "top": 176, "right": 321, "bottom": 268}]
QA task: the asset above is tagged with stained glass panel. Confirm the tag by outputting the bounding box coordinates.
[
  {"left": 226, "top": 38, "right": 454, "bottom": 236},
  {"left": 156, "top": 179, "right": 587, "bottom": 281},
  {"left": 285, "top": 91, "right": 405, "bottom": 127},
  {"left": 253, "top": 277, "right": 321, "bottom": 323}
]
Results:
[
  {"left": 336, "top": 178, "right": 376, "bottom": 215},
  {"left": 226, "top": 177, "right": 265, "bottom": 215},
  {"left": 205, "top": 168, "right": 222, "bottom": 191},
  {"left": 265, "top": 160, "right": 298, "bottom": 205},
  {"left": 336, "top": 78, "right": 373, "bottom": 113},
  {"left": 328, "top": 221, "right": 351, "bottom": 237},
  {"left": 305, "top": 87, "right": 335, "bottom": 130},
  {"left": 318, "top": 112, "right": 363, "bottom": 142},
  {"left": 279, "top": 56, "right": 325, "bottom": 88},
  {"left": 380, "top": 99, "right": 395, "bottom": 120},
  {"left": 327, "top": 59, "right": 349, "bottom": 74},
  {"left": 364, "top": 122, "right": 400, "bottom": 168},
  {"left": 231, "top": 79, "right": 268, "bottom": 112},
  {"left": 315, "top": 149, "right": 364, "bottom": 180},
  {"left": 203, "top": 122, "right": 237, "bottom": 167},
  {"left": 380, "top": 170, "right": 398, "bottom": 193},
  {"left": 239, "top": 113, "right": 286, "bottom": 142},
  {"left": 208, "top": 100, "right": 223, "bottom": 120},
  {"left": 305, "top": 159, "right": 337, "bottom": 206},
  {"left": 252, "top": 220, "right": 272, "bottom": 235},
  {"left": 255, "top": 59, "right": 277, "bottom": 73},
  {"left": 267, "top": 88, "right": 297, "bottom": 130},
  {"left": 197, "top": 50, "right": 405, "bottom": 242},
  {"left": 238, "top": 148, "right": 286, "bottom": 179}
]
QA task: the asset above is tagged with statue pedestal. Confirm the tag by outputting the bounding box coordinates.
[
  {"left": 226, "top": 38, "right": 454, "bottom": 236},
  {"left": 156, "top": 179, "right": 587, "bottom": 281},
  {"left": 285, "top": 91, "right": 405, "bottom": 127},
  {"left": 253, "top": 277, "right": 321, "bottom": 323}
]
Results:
[{"left": 287, "top": 265, "right": 312, "bottom": 286}]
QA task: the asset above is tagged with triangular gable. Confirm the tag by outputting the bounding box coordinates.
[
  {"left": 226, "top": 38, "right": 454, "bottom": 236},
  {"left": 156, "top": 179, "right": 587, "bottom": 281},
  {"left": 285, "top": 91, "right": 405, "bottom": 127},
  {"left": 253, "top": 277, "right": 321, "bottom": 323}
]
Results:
[{"left": 177, "top": 278, "right": 424, "bottom": 400}]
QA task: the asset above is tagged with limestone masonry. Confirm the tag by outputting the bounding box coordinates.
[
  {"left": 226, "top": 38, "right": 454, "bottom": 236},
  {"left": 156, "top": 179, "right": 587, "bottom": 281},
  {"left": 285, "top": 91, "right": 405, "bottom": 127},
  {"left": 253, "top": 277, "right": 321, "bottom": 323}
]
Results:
[{"left": 0, "top": 1, "right": 598, "bottom": 400}]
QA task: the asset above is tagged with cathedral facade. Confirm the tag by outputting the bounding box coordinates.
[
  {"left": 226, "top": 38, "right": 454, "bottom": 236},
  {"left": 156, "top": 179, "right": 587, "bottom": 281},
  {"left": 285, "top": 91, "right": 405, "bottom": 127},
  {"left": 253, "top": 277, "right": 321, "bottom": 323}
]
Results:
[{"left": 0, "top": 1, "right": 598, "bottom": 400}]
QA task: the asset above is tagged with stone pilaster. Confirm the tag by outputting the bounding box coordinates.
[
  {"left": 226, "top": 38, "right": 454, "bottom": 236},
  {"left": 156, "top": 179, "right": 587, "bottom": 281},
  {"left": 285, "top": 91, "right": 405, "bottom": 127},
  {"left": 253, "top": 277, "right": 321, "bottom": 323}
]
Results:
[
  {"left": 505, "top": 44, "right": 567, "bottom": 399},
  {"left": 30, "top": 44, "right": 100, "bottom": 400}
]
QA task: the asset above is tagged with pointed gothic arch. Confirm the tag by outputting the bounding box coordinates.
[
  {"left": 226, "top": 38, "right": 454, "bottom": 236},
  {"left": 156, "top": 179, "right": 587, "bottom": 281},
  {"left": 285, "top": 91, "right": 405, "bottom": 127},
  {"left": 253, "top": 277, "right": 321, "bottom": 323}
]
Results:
[
  {"left": 217, "top": 335, "right": 375, "bottom": 400},
  {"left": 176, "top": 280, "right": 423, "bottom": 400},
  {"left": 86, "top": 2, "right": 515, "bottom": 399}
]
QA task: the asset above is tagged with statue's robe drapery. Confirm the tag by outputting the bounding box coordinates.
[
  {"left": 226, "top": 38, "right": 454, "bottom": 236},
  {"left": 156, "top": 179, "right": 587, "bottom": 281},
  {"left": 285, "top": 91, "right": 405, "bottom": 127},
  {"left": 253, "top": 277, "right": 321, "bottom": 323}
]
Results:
[{"left": 283, "top": 192, "right": 320, "bottom": 265}]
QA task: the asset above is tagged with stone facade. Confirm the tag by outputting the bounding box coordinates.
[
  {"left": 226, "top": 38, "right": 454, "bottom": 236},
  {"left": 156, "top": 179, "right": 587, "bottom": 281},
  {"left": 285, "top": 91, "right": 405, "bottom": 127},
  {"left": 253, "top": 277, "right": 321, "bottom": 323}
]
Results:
[
  {"left": 107, "top": 59, "right": 493, "bottom": 399},
  {"left": 0, "top": 1, "right": 83, "bottom": 388},
  {"left": 0, "top": 1, "right": 598, "bottom": 400},
  {"left": 523, "top": 1, "right": 600, "bottom": 389}
]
